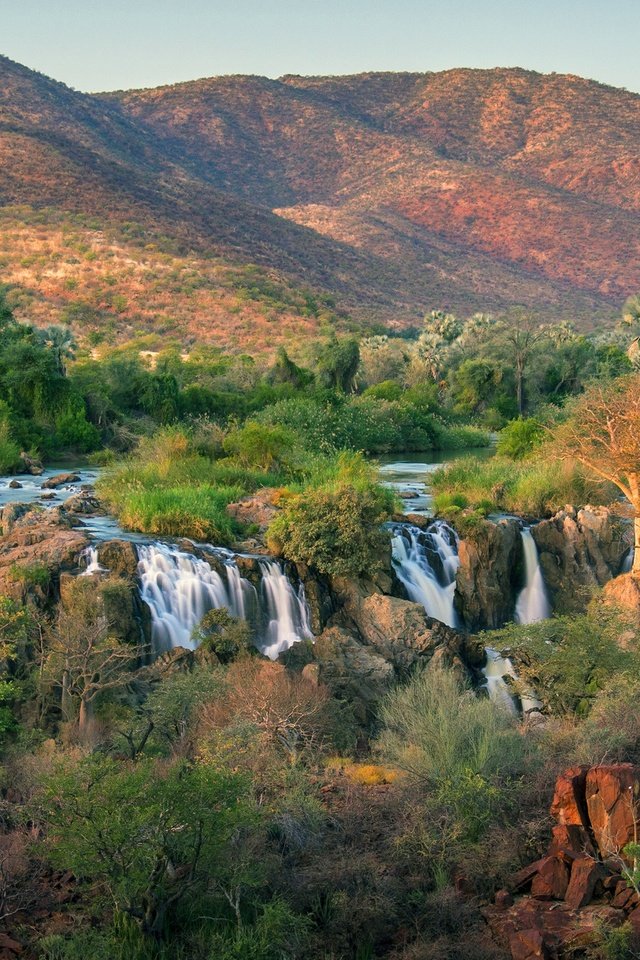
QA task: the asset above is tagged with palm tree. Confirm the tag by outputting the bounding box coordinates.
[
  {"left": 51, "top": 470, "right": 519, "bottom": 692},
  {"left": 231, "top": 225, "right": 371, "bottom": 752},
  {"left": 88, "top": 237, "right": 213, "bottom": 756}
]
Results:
[{"left": 37, "top": 326, "right": 77, "bottom": 376}]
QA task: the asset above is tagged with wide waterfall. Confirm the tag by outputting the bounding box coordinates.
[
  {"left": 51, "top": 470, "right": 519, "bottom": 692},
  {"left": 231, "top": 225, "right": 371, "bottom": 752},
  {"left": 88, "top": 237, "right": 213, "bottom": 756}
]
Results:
[
  {"left": 136, "top": 542, "right": 312, "bottom": 659},
  {"left": 391, "top": 520, "right": 460, "bottom": 627},
  {"left": 515, "top": 527, "right": 550, "bottom": 624}
]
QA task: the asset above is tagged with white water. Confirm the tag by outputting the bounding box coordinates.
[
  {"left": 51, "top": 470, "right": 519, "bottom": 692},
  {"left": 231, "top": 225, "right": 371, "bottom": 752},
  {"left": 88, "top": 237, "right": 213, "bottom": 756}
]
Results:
[
  {"left": 482, "top": 647, "right": 543, "bottom": 716},
  {"left": 515, "top": 527, "right": 550, "bottom": 625},
  {"left": 391, "top": 520, "right": 460, "bottom": 627},
  {"left": 136, "top": 542, "right": 312, "bottom": 659},
  {"left": 259, "top": 560, "right": 314, "bottom": 660},
  {"left": 80, "top": 545, "right": 105, "bottom": 576}
]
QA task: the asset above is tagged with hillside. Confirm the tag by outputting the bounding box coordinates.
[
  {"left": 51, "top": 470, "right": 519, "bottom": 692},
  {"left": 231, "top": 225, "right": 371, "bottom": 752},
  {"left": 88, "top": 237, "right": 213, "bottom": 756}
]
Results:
[{"left": 1, "top": 57, "right": 639, "bottom": 348}]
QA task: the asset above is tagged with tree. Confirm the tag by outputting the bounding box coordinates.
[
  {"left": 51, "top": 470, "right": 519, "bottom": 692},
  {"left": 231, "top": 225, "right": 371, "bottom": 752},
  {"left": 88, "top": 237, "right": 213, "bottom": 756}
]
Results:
[
  {"left": 503, "top": 313, "right": 544, "bottom": 415},
  {"left": 315, "top": 336, "right": 360, "bottom": 393},
  {"left": 36, "top": 326, "right": 76, "bottom": 376},
  {"left": 554, "top": 375, "right": 640, "bottom": 571},
  {"left": 37, "top": 755, "right": 251, "bottom": 937},
  {"left": 41, "top": 578, "right": 149, "bottom": 732}
]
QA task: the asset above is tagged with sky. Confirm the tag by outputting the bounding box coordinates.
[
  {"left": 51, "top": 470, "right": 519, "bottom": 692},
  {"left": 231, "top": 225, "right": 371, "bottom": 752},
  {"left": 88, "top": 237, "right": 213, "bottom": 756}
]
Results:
[{"left": 1, "top": 0, "right": 639, "bottom": 94}]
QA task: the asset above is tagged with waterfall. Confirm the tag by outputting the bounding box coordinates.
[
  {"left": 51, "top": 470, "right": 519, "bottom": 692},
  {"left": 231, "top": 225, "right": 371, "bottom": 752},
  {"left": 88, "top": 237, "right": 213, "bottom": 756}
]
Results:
[
  {"left": 136, "top": 542, "right": 312, "bottom": 659},
  {"left": 80, "top": 545, "right": 105, "bottom": 576},
  {"left": 482, "top": 647, "right": 543, "bottom": 716},
  {"left": 259, "top": 560, "right": 314, "bottom": 660},
  {"left": 391, "top": 520, "right": 460, "bottom": 627},
  {"left": 515, "top": 527, "right": 550, "bottom": 625}
]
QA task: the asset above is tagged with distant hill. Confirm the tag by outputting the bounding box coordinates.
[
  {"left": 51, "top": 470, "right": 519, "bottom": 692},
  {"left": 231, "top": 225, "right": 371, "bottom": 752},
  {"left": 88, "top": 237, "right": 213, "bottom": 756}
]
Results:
[{"left": 1, "top": 56, "right": 639, "bottom": 350}]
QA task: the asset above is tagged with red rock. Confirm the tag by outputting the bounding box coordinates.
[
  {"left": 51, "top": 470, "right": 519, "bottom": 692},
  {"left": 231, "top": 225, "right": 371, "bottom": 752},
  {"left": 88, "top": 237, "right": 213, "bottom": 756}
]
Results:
[
  {"left": 495, "top": 889, "right": 514, "bottom": 910},
  {"left": 612, "top": 884, "right": 637, "bottom": 910},
  {"left": 585, "top": 765, "right": 640, "bottom": 859},
  {"left": 0, "top": 934, "right": 23, "bottom": 954},
  {"left": 508, "top": 928, "right": 552, "bottom": 960},
  {"left": 531, "top": 855, "right": 570, "bottom": 901},
  {"left": 550, "top": 766, "right": 590, "bottom": 828},
  {"left": 509, "top": 859, "right": 550, "bottom": 893},
  {"left": 565, "top": 857, "right": 605, "bottom": 910},
  {"left": 549, "top": 823, "right": 596, "bottom": 860}
]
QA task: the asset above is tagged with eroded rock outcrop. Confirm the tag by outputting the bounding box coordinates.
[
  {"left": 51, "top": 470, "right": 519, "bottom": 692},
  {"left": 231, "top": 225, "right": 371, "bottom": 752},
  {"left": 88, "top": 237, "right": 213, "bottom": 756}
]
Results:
[
  {"left": 455, "top": 518, "right": 523, "bottom": 629},
  {"left": 532, "top": 507, "right": 628, "bottom": 612},
  {"left": 486, "top": 764, "right": 640, "bottom": 959},
  {"left": 0, "top": 508, "right": 88, "bottom": 604}
]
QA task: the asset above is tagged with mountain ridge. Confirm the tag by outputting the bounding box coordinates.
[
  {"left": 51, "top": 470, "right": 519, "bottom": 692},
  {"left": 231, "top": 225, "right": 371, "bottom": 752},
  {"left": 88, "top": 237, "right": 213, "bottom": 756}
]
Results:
[{"left": 1, "top": 55, "right": 638, "bottom": 349}]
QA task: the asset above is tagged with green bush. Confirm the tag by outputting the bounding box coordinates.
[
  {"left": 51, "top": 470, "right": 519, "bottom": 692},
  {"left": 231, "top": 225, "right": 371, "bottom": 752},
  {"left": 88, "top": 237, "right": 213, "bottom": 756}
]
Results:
[
  {"left": 222, "top": 421, "right": 296, "bottom": 471},
  {"left": 496, "top": 418, "right": 546, "bottom": 460},
  {"left": 0, "top": 418, "right": 20, "bottom": 473},
  {"left": 268, "top": 457, "right": 395, "bottom": 577},
  {"left": 378, "top": 667, "right": 526, "bottom": 841}
]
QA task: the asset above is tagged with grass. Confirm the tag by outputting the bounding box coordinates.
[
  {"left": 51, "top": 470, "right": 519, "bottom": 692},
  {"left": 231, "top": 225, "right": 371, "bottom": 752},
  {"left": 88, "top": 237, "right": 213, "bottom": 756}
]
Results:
[
  {"left": 96, "top": 427, "right": 283, "bottom": 543},
  {"left": 431, "top": 454, "right": 615, "bottom": 517}
]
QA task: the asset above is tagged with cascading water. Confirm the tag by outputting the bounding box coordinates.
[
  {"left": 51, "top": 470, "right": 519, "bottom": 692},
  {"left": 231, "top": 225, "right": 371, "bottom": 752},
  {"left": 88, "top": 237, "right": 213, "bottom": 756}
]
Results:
[
  {"left": 482, "top": 647, "right": 542, "bottom": 716},
  {"left": 391, "top": 520, "right": 460, "bottom": 627},
  {"left": 136, "top": 542, "right": 312, "bottom": 659},
  {"left": 80, "top": 545, "right": 104, "bottom": 576},
  {"left": 515, "top": 527, "right": 550, "bottom": 625},
  {"left": 259, "top": 560, "right": 314, "bottom": 660}
]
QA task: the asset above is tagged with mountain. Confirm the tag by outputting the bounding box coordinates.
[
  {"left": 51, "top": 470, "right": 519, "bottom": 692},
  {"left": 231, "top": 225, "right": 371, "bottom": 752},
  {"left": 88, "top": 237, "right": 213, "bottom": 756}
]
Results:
[{"left": 1, "top": 56, "right": 639, "bottom": 350}]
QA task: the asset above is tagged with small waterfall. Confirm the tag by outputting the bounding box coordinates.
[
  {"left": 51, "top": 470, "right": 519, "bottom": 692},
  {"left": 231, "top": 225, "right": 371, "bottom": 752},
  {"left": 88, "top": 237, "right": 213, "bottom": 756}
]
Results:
[
  {"left": 515, "top": 527, "right": 550, "bottom": 625},
  {"left": 623, "top": 547, "right": 634, "bottom": 573},
  {"left": 482, "top": 647, "right": 543, "bottom": 716},
  {"left": 391, "top": 520, "right": 460, "bottom": 627},
  {"left": 80, "top": 546, "right": 105, "bottom": 576},
  {"left": 136, "top": 542, "right": 312, "bottom": 659},
  {"left": 259, "top": 561, "right": 314, "bottom": 660}
]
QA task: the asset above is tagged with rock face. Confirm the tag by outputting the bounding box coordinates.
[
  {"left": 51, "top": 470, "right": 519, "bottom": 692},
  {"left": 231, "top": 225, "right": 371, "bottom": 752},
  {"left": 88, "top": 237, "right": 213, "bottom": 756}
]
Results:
[
  {"left": 0, "top": 508, "right": 88, "bottom": 604},
  {"left": 455, "top": 518, "right": 523, "bottom": 629},
  {"left": 603, "top": 572, "right": 640, "bottom": 622},
  {"left": 532, "top": 507, "right": 628, "bottom": 612},
  {"left": 227, "top": 488, "right": 280, "bottom": 531},
  {"left": 486, "top": 764, "right": 640, "bottom": 959}
]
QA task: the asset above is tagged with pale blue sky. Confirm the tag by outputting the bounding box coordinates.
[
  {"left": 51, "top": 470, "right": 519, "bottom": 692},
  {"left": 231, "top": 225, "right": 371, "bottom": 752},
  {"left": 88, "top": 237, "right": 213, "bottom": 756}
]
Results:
[{"left": 1, "top": 0, "right": 639, "bottom": 94}]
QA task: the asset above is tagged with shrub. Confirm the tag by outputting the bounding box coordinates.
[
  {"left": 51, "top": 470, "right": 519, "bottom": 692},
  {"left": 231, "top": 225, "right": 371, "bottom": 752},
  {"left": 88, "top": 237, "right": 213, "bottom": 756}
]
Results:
[
  {"left": 222, "top": 421, "right": 296, "bottom": 471},
  {"left": 0, "top": 418, "right": 20, "bottom": 473},
  {"left": 268, "top": 483, "right": 393, "bottom": 578},
  {"left": 192, "top": 608, "right": 253, "bottom": 663},
  {"left": 496, "top": 418, "right": 545, "bottom": 459}
]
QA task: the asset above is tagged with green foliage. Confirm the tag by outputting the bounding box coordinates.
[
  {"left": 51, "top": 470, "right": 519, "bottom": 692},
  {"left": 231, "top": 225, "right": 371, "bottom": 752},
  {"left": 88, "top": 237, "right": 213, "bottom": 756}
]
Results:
[
  {"left": 192, "top": 608, "right": 253, "bottom": 664},
  {"left": 496, "top": 418, "right": 545, "bottom": 459},
  {"left": 588, "top": 921, "right": 638, "bottom": 960},
  {"left": 268, "top": 454, "right": 395, "bottom": 577},
  {"left": 37, "top": 754, "right": 253, "bottom": 936},
  {"left": 0, "top": 413, "right": 20, "bottom": 473},
  {"left": 431, "top": 454, "right": 614, "bottom": 516},
  {"left": 9, "top": 562, "right": 50, "bottom": 589},
  {"left": 223, "top": 422, "right": 296, "bottom": 471},
  {"left": 378, "top": 667, "right": 526, "bottom": 841},
  {"left": 487, "top": 608, "right": 639, "bottom": 716},
  {"left": 575, "top": 675, "right": 640, "bottom": 764}
]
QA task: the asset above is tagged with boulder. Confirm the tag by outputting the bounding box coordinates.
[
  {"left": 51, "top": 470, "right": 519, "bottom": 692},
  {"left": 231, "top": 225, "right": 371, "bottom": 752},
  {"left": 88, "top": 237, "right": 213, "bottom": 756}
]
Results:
[
  {"left": 226, "top": 488, "right": 280, "bottom": 531},
  {"left": 7, "top": 480, "right": 22, "bottom": 489},
  {"left": 62, "top": 491, "right": 102, "bottom": 515},
  {"left": 96, "top": 539, "right": 139, "bottom": 577},
  {"left": 19, "top": 451, "right": 43, "bottom": 475},
  {"left": 0, "top": 510, "right": 88, "bottom": 604},
  {"left": 455, "top": 518, "right": 522, "bottom": 629},
  {"left": 603, "top": 573, "right": 640, "bottom": 623},
  {"left": 41, "top": 472, "right": 81, "bottom": 489},
  {"left": 337, "top": 589, "right": 464, "bottom": 672},
  {"left": 585, "top": 764, "right": 640, "bottom": 859},
  {"left": 564, "top": 858, "right": 606, "bottom": 910},
  {"left": 311, "top": 626, "right": 394, "bottom": 723},
  {"left": 531, "top": 856, "right": 570, "bottom": 901},
  {"left": 532, "top": 507, "right": 628, "bottom": 612},
  {"left": 549, "top": 766, "right": 591, "bottom": 828}
]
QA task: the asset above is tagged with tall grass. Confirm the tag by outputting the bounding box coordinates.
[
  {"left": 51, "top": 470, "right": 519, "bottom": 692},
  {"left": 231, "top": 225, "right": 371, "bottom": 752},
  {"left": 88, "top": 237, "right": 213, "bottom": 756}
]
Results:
[
  {"left": 97, "top": 426, "right": 282, "bottom": 543},
  {"left": 431, "top": 455, "right": 615, "bottom": 517}
]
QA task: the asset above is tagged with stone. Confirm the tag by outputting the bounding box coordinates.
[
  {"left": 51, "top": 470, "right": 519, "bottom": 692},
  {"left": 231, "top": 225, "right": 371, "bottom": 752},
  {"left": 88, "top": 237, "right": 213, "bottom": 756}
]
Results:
[
  {"left": 0, "top": 511, "right": 88, "bottom": 603},
  {"left": 7, "top": 480, "right": 22, "bottom": 489},
  {"left": 531, "top": 855, "right": 570, "bottom": 900},
  {"left": 41, "top": 472, "right": 81, "bottom": 489},
  {"left": 532, "top": 507, "right": 628, "bottom": 613},
  {"left": 226, "top": 488, "right": 279, "bottom": 531},
  {"left": 312, "top": 626, "right": 394, "bottom": 722},
  {"left": 509, "top": 859, "right": 548, "bottom": 893},
  {"left": 19, "top": 451, "right": 43, "bottom": 475},
  {"left": 550, "top": 765, "right": 590, "bottom": 828},
  {"left": 455, "top": 518, "right": 523, "bottom": 629},
  {"left": 548, "top": 823, "right": 596, "bottom": 860},
  {"left": 586, "top": 764, "right": 640, "bottom": 859},
  {"left": 564, "top": 858, "right": 606, "bottom": 910},
  {"left": 495, "top": 889, "right": 514, "bottom": 910},
  {"left": 603, "top": 573, "right": 640, "bottom": 624},
  {"left": 40, "top": 492, "right": 57, "bottom": 501},
  {"left": 508, "top": 928, "right": 552, "bottom": 960},
  {"left": 97, "top": 539, "right": 139, "bottom": 577}
]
